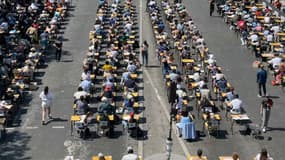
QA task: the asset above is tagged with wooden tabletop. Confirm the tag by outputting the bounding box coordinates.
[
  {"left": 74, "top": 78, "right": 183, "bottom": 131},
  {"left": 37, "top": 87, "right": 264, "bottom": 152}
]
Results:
[{"left": 92, "top": 156, "right": 112, "bottom": 160}]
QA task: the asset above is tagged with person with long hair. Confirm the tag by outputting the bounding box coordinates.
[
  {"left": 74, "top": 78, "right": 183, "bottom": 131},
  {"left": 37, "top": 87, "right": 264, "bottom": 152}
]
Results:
[
  {"left": 255, "top": 148, "right": 273, "bottom": 160},
  {"left": 39, "top": 86, "right": 53, "bottom": 125}
]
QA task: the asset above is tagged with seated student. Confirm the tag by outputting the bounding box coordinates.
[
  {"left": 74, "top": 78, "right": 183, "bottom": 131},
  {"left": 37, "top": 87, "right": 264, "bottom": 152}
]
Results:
[
  {"left": 98, "top": 97, "right": 114, "bottom": 115},
  {"left": 124, "top": 77, "right": 137, "bottom": 91},
  {"left": 121, "top": 146, "right": 139, "bottom": 160},
  {"left": 97, "top": 153, "right": 106, "bottom": 160},
  {"left": 216, "top": 77, "right": 227, "bottom": 93},
  {"left": 79, "top": 79, "right": 94, "bottom": 93},
  {"left": 200, "top": 84, "right": 211, "bottom": 99},
  {"left": 176, "top": 111, "right": 193, "bottom": 137},
  {"left": 102, "top": 78, "right": 115, "bottom": 92},
  {"left": 200, "top": 96, "right": 214, "bottom": 113},
  {"left": 254, "top": 148, "right": 273, "bottom": 160},
  {"left": 74, "top": 87, "right": 89, "bottom": 101},
  {"left": 268, "top": 54, "right": 282, "bottom": 70},
  {"left": 100, "top": 86, "right": 115, "bottom": 101},
  {"left": 225, "top": 87, "right": 235, "bottom": 101},
  {"left": 76, "top": 96, "right": 89, "bottom": 115},
  {"left": 230, "top": 94, "right": 243, "bottom": 114},
  {"left": 102, "top": 61, "right": 113, "bottom": 72},
  {"left": 191, "top": 149, "right": 207, "bottom": 160},
  {"left": 81, "top": 69, "right": 91, "bottom": 81},
  {"left": 127, "top": 61, "right": 137, "bottom": 73}
]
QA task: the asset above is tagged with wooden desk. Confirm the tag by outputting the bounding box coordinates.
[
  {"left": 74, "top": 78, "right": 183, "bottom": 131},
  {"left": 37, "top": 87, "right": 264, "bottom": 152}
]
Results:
[
  {"left": 96, "top": 115, "right": 114, "bottom": 121},
  {"left": 202, "top": 113, "right": 221, "bottom": 121},
  {"left": 131, "top": 92, "right": 139, "bottom": 97},
  {"left": 188, "top": 155, "right": 208, "bottom": 160},
  {"left": 261, "top": 53, "right": 274, "bottom": 58},
  {"left": 92, "top": 156, "right": 112, "bottom": 160},
  {"left": 219, "top": 156, "right": 234, "bottom": 160},
  {"left": 122, "top": 114, "right": 140, "bottom": 121},
  {"left": 130, "top": 74, "right": 138, "bottom": 79},
  {"left": 170, "top": 65, "right": 177, "bottom": 70},
  {"left": 230, "top": 114, "right": 250, "bottom": 134},
  {"left": 270, "top": 42, "right": 281, "bottom": 46},
  {"left": 70, "top": 115, "right": 81, "bottom": 135},
  {"left": 277, "top": 32, "right": 285, "bottom": 36}
]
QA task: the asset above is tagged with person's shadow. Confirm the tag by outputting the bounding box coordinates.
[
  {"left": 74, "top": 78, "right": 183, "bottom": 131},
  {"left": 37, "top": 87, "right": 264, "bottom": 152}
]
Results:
[{"left": 45, "top": 117, "right": 68, "bottom": 125}]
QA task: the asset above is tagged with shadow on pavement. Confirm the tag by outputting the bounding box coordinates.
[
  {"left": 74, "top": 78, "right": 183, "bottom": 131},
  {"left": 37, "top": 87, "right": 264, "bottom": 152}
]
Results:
[{"left": 0, "top": 131, "right": 31, "bottom": 160}]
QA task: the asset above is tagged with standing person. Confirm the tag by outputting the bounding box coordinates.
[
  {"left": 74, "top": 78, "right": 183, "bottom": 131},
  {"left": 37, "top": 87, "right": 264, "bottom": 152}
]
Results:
[
  {"left": 260, "top": 96, "right": 273, "bottom": 133},
  {"left": 39, "top": 86, "right": 53, "bottom": 125},
  {"left": 209, "top": 0, "right": 215, "bottom": 16},
  {"left": 54, "top": 36, "right": 62, "bottom": 62},
  {"left": 141, "top": 40, "right": 149, "bottom": 66},
  {"left": 256, "top": 65, "right": 267, "bottom": 97}
]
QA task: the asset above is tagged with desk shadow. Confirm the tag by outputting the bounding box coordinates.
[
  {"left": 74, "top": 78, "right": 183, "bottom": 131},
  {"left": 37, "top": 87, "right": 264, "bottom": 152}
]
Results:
[
  {"left": 0, "top": 130, "right": 32, "bottom": 160},
  {"left": 268, "top": 127, "right": 285, "bottom": 131}
]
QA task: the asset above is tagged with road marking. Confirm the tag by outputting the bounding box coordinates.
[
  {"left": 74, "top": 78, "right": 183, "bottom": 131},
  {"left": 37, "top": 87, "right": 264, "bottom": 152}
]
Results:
[
  {"left": 144, "top": 69, "right": 191, "bottom": 158},
  {"left": 52, "top": 126, "right": 65, "bottom": 129},
  {"left": 5, "top": 127, "right": 16, "bottom": 130},
  {"left": 26, "top": 126, "right": 39, "bottom": 129}
]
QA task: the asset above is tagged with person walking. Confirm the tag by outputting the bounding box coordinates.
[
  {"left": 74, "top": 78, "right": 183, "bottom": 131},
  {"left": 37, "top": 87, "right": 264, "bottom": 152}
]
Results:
[
  {"left": 256, "top": 64, "right": 267, "bottom": 97},
  {"left": 39, "top": 86, "right": 53, "bottom": 125},
  {"left": 209, "top": 0, "right": 215, "bottom": 16},
  {"left": 54, "top": 36, "right": 63, "bottom": 61},
  {"left": 260, "top": 96, "right": 273, "bottom": 133},
  {"left": 141, "top": 40, "right": 149, "bottom": 66}
]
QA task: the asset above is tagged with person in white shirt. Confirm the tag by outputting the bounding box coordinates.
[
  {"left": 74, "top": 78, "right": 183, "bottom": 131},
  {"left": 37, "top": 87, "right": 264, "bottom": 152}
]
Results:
[
  {"left": 268, "top": 54, "right": 282, "bottom": 69},
  {"left": 121, "top": 146, "right": 139, "bottom": 160},
  {"left": 39, "top": 86, "right": 53, "bottom": 125},
  {"left": 249, "top": 33, "right": 259, "bottom": 43},
  {"left": 230, "top": 94, "right": 243, "bottom": 114},
  {"left": 73, "top": 87, "right": 89, "bottom": 100}
]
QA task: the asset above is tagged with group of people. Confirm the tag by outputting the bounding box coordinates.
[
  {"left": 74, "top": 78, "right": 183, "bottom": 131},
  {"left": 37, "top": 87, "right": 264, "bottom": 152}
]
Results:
[
  {"left": 1, "top": 0, "right": 69, "bottom": 126},
  {"left": 72, "top": 0, "right": 143, "bottom": 140},
  {"left": 211, "top": 0, "right": 285, "bottom": 85}
]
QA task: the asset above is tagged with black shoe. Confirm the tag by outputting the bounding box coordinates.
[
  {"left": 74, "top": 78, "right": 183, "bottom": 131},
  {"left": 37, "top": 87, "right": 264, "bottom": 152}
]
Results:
[{"left": 42, "top": 121, "right": 45, "bottom": 125}]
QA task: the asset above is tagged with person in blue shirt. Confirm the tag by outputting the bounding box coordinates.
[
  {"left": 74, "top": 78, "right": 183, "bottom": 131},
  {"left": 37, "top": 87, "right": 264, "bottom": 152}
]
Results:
[
  {"left": 79, "top": 79, "right": 93, "bottom": 93},
  {"left": 257, "top": 65, "right": 267, "bottom": 97},
  {"left": 176, "top": 111, "right": 192, "bottom": 137}
]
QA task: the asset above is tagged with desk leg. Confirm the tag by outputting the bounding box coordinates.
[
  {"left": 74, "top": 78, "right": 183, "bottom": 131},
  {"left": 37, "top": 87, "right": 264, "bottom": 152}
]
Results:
[
  {"left": 70, "top": 121, "right": 73, "bottom": 136},
  {"left": 231, "top": 119, "right": 234, "bottom": 135}
]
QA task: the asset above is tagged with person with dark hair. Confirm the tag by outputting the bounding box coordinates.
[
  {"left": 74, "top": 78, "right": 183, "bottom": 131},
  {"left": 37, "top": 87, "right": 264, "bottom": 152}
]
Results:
[
  {"left": 257, "top": 65, "right": 267, "bottom": 97},
  {"left": 260, "top": 97, "right": 273, "bottom": 133},
  {"left": 255, "top": 148, "right": 273, "bottom": 160},
  {"left": 232, "top": 152, "right": 240, "bottom": 160},
  {"left": 141, "top": 40, "right": 149, "bottom": 66},
  {"left": 196, "top": 149, "right": 207, "bottom": 160},
  {"left": 209, "top": 0, "right": 215, "bottom": 16},
  {"left": 54, "top": 36, "right": 62, "bottom": 61},
  {"left": 39, "top": 86, "right": 53, "bottom": 125}
]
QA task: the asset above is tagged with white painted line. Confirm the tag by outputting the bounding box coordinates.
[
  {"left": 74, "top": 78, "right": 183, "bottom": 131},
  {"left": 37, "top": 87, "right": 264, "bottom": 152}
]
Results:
[
  {"left": 138, "top": 0, "right": 144, "bottom": 158},
  {"left": 52, "top": 126, "right": 65, "bottom": 129},
  {"left": 5, "top": 127, "right": 16, "bottom": 130},
  {"left": 26, "top": 126, "right": 39, "bottom": 129},
  {"left": 144, "top": 69, "right": 191, "bottom": 158}
]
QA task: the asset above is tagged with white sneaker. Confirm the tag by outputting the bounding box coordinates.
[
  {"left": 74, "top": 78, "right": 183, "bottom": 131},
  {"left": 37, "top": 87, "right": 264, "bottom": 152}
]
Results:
[
  {"left": 257, "top": 94, "right": 262, "bottom": 98},
  {"left": 262, "top": 128, "right": 266, "bottom": 133}
]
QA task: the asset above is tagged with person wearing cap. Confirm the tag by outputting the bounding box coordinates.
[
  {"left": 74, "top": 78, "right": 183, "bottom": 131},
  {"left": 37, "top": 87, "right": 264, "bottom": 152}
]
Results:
[
  {"left": 256, "top": 64, "right": 267, "bottom": 97},
  {"left": 100, "top": 85, "right": 115, "bottom": 101},
  {"left": 98, "top": 97, "right": 114, "bottom": 115},
  {"left": 121, "top": 146, "right": 139, "bottom": 160},
  {"left": 98, "top": 152, "right": 106, "bottom": 160}
]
